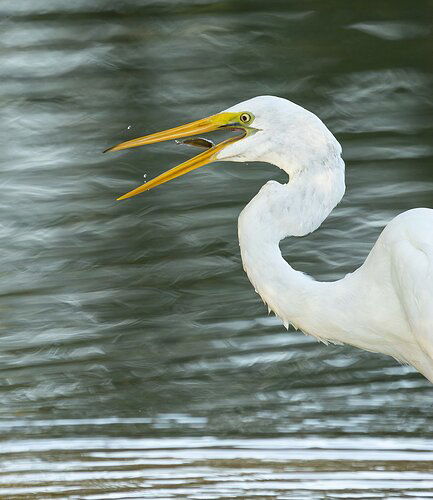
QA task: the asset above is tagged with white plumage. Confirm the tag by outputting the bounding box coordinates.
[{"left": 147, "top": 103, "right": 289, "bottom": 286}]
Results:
[{"left": 218, "top": 96, "right": 433, "bottom": 382}]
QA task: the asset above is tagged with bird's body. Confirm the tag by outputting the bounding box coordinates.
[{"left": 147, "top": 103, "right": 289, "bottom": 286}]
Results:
[
  {"left": 230, "top": 97, "right": 433, "bottom": 381},
  {"left": 240, "top": 198, "right": 433, "bottom": 380},
  {"left": 108, "top": 95, "right": 433, "bottom": 382}
]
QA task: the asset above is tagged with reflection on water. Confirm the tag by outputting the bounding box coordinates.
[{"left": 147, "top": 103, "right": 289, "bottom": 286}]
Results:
[
  {"left": 3, "top": 432, "right": 433, "bottom": 498},
  {"left": 1, "top": 0, "right": 433, "bottom": 497}
]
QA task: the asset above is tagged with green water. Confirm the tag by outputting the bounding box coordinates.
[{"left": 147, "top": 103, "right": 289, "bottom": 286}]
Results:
[{"left": 1, "top": 0, "right": 433, "bottom": 497}]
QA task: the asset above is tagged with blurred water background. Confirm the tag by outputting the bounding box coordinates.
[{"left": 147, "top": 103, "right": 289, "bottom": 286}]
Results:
[{"left": 1, "top": 0, "right": 433, "bottom": 498}]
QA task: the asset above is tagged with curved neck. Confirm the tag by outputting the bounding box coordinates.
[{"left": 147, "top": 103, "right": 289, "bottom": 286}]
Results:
[{"left": 238, "top": 158, "right": 345, "bottom": 337}]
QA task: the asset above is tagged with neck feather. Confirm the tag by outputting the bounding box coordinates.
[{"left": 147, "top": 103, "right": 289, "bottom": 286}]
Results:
[{"left": 238, "top": 158, "right": 345, "bottom": 338}]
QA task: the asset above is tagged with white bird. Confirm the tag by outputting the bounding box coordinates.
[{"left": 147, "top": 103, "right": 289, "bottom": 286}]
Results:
[{"left": 106, "top": 96, "right": 433, "bottom": 382}]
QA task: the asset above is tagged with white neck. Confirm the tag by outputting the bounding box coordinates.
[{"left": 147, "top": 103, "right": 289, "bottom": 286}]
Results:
[{"left": 238, "top": 156, "right": 346, "bottom": 340}]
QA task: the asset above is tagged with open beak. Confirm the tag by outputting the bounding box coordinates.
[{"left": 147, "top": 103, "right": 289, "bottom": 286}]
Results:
[{"left": 104, "top": 112, "right": 247, "bottom": 200}]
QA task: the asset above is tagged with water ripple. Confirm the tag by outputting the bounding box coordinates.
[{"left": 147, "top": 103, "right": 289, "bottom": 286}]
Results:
[{"left": 1, "top": 0, "right": 432, "bottom": 497}]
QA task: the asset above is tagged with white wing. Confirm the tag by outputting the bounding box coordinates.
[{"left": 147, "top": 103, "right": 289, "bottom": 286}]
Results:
[{"left": 389, "top": 209, "right": 433, "bottom": 361}]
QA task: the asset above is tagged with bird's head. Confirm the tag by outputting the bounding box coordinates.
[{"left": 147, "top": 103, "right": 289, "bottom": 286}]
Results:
[{"left": 105, "top": 95, "right": 340, "bottom": 200}]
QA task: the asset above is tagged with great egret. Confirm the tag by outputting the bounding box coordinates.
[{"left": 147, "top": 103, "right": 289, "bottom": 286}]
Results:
[{"left": 106, "top": 96, "right": 433, "bottom": 382}]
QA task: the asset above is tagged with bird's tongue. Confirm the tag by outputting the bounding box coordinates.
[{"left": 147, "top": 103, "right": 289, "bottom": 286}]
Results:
[{"left": 176, "top": 137, "right": 215, "bottom": 150}]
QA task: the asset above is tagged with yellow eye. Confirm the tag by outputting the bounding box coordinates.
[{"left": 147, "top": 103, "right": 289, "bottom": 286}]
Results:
[{"left": 240, "top": 112, "right": 252, "bottom": 124}]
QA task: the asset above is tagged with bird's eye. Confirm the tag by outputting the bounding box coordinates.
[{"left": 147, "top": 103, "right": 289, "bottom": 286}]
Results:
[{"left": 240, "top": 113, "right": 252, "bottom": 124}]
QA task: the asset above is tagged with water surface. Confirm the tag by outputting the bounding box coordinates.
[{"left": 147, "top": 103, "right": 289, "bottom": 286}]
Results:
[{"left": 1, "top": 0, "right": 433, "bottom": 497}]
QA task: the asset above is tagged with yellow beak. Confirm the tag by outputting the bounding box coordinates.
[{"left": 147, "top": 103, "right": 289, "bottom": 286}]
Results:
[{"left": 104, "top": 112, "right": 246, "bottom": 200}]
